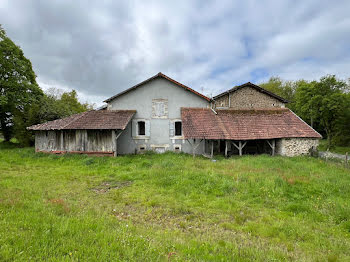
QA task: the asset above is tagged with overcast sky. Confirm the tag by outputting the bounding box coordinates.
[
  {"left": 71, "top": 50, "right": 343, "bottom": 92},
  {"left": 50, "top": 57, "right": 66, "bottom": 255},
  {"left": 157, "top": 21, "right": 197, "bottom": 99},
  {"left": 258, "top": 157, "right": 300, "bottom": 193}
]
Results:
[{"left": 1, "top": 0, "right": 350, "bottom": 106}]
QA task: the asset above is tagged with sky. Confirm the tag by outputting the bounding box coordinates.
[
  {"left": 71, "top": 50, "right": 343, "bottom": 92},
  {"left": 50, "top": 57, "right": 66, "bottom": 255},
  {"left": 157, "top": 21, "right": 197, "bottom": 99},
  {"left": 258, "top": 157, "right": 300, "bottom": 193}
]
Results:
[{"left": 1, "top": 0, "right": 350, "bottom": 106}]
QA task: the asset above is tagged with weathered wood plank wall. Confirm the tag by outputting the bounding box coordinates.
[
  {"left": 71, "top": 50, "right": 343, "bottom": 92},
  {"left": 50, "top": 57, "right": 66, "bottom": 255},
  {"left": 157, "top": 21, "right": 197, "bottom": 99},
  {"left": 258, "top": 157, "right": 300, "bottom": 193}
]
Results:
[{"left": 35, "top": 130, "right": 113, "bottom": 153}]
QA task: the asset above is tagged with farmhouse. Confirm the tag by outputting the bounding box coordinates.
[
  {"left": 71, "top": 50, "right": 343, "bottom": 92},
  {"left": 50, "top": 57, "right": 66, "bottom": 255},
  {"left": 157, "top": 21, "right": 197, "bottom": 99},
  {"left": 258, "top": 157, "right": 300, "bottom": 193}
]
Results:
[{"left": 28, "top": 73, "right": 321, "bottom": 157}]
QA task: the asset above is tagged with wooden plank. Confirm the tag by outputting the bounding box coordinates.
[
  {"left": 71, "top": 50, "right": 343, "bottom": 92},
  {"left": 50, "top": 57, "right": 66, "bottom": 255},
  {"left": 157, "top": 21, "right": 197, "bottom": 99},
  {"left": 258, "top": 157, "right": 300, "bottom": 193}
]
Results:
[
  {"left": 225, "top": 140, "right": 228, "bottom": 157},
  {"left": 211, "top": 140, "right": 214, "bottom": 158}
]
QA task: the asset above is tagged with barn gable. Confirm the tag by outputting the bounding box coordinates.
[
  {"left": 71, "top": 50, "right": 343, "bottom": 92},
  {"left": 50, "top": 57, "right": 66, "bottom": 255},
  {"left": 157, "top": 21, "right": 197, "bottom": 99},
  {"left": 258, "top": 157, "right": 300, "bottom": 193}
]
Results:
[
  {"left": 213, "top": 82, "right": 288, "bottom": 109},
  {"left": 104, "top": 72, "right": 211, "bottom": 103}
]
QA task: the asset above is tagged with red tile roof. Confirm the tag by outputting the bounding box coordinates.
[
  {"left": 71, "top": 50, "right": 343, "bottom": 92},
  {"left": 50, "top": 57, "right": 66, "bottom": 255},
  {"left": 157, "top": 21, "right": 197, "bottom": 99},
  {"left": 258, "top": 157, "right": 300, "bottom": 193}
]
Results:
[
  {"left": 213, "top": 82, "right": 289, "bottom": 103},
  {"left": 104, "top": 72, "right": 211, "bottom": 102},
  {"left": 181, "top": 108, "right": 321, "bottom": 140},
  {"left": 28, "top": 110, "right": 136, "bottom": 130}
]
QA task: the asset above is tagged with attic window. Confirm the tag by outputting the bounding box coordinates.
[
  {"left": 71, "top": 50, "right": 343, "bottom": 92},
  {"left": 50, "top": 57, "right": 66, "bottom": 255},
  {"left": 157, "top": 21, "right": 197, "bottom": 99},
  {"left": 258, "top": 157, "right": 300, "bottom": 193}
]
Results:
[
  {"left": 138, "top": 121, "right": 145, "bottom": 135},
  {"left": 175, "top": 121, "right": 182, "bottom": 136}
]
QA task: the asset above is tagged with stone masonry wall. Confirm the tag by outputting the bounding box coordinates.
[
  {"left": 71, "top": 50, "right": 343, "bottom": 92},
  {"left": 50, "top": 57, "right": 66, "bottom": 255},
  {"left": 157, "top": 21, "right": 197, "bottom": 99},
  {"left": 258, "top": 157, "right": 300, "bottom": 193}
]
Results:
[
  {"left": 276, "top": 138, "right": 319, "bottom": 157},
  {"left": 215, "top": 95, "right": 229, "bottom": 108},
  {"left": 229, "top": 87, "right": 285, "bottom": 109},
  {"left": 214, "top": 87, "right": 285, "bottom": 109}
]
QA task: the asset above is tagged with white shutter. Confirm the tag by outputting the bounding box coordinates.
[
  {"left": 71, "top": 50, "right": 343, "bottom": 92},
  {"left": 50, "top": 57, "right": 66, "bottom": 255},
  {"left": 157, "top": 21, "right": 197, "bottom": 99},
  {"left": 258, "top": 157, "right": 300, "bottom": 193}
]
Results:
[
  {"left": 169, "top": 120, "right": 174, "bottom": 137},
  {"left": 145, "top": 120, "right": 151, "bottom": 137},
  {"left": 132, "top": 120, "right": 137, "bottom": 137}
]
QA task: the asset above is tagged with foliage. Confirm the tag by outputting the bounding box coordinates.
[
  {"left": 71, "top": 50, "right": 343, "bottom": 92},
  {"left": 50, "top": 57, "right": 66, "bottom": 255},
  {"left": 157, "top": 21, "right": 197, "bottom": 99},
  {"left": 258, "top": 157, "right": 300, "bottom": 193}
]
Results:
[
  {"left": 0, "top": 24, "right": 43, "bottom": 141},
  {"left": 260, "top": 75, "right": 350, "bottom": 149},
  {"left": 0, "top": 25, "right": 92, "bottom": 146},
  {"left": 259, "top": 77, "right": 296, "bottom": 104},
  {"left": 1, "top": 148, "right": 350, "bottom": 261}
]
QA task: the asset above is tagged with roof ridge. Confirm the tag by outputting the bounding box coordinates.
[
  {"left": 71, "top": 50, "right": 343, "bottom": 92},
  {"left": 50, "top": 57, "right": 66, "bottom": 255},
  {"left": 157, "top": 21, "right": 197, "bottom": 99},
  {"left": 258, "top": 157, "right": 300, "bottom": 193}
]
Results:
[
  {"left": 104, "top": 73, "right": 211, "bottom": 102},
  {"left": 213, "top": 82, "right": 289, "bottom": 103}
]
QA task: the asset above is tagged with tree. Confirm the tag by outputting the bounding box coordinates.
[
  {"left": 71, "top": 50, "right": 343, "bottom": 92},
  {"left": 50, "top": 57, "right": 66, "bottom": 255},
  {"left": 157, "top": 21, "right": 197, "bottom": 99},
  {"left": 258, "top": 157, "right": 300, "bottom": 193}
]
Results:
[
  {"left": 0, "top": 25, "right": 43, "bottom": 141},
  {"left": 294, "top": 75, "right": 348, "bottom": 149},
  {"left": 259, "top": 77, "right": 296, "bottom": 104},
  {"left": 18, "top": 89, "right": 93, "bottom": 146}
]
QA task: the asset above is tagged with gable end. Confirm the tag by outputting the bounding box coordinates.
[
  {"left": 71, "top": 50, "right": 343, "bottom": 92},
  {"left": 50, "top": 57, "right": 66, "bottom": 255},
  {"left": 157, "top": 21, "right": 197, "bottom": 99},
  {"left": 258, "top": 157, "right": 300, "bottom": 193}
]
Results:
[{"left": 104, "top": 72, "right": 211, "bottom": 103}]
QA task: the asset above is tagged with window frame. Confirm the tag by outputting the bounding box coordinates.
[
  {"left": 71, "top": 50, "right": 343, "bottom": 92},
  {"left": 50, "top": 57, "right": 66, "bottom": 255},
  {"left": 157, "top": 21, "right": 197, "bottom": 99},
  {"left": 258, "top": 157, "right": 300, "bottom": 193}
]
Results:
[{"left": 170, "top": 119, "right": 184, "bottom": 139}]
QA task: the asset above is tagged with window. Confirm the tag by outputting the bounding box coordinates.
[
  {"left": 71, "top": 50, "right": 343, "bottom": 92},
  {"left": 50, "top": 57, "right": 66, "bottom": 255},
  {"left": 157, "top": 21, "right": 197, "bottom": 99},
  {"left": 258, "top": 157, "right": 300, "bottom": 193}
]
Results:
[
  {"left": 132, "top": 119, "right": 150, "bottom": 138},
  {"left": 175, "top": 121, "right": 182, "bottom": 136},
  {"left": 138, "top": 145, "right": 147, "bottom": 153},
  {"left": 174, "top": 144, "right": 181, "bottom": 152},
  {"left": 138, "top": 121, "right": 145, "bottom": 135}
]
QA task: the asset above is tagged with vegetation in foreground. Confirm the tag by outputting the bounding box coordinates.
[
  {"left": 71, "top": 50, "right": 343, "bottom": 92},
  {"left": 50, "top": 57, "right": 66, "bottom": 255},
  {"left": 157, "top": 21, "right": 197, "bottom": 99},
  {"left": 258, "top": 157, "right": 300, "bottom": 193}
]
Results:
[{"left": 1, "top": 143, "right": 350, "bottom": 261}]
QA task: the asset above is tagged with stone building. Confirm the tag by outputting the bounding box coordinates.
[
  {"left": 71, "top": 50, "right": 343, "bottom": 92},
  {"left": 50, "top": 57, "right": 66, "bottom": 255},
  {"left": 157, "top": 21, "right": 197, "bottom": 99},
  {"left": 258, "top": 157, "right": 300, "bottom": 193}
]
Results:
[{"left": 28, "top": 73, "right": 321, "bottom": 157}]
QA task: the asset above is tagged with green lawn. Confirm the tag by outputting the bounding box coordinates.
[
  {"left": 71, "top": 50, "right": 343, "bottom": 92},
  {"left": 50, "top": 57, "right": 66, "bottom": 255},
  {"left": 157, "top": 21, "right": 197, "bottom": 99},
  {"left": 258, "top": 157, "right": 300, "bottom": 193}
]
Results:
[
  {"left": 1, "top": 142, "right": 350, "bottom": 261},
  {"left": 318, "top": 139, "right": 350, "bottom": 155}
]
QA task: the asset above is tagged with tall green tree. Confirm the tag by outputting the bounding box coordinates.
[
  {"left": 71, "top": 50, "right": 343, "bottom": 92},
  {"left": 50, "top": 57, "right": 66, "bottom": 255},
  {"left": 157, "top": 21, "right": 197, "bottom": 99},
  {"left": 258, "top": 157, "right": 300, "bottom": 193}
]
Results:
[
  {"left": 0, "top": 25, "right": 43, "bottom": 141},
  {"left": 294, "top": 75, "right": 348, "bottom": 149},
  {"left": 259, "top": 77, "right": 296, "bottom": 104}
]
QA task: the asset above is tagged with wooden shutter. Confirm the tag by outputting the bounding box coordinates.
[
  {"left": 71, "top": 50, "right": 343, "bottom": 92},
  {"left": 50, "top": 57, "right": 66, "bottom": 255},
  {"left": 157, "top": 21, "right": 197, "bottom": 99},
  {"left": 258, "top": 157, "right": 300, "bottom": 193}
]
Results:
[
  {"left": 145, "top": 120, "right": 151, "bottom": 137},
  {"left": 169, "top": 120, "right": 174, "bottom": 137},
  {"left": 132, "top": 120, "right": 137, "bottom": 137}
]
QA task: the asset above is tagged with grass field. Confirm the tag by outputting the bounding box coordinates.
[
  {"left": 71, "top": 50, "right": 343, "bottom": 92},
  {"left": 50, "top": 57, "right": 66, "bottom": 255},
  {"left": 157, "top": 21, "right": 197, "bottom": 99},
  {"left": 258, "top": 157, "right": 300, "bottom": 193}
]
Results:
[{"left": 1, "top": 142, "right": 350, "bottom": 261}]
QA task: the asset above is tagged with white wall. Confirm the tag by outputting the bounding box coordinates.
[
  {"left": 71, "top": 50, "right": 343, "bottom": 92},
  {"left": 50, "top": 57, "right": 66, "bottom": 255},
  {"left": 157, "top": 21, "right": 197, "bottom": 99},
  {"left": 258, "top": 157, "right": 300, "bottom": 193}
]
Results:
[{"left": 108, "top": 77, "right": 209, "bottom": 154}]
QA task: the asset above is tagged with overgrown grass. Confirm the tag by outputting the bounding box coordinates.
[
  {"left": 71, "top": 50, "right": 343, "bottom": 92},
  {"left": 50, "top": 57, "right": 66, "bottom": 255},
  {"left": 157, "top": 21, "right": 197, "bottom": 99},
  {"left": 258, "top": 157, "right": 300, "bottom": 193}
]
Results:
[
  {"left": 319, "top": 139, "right": 350, "bottom": 155},
  {"left": 1, "top": 143, "right": 350, "bottom": 261}
]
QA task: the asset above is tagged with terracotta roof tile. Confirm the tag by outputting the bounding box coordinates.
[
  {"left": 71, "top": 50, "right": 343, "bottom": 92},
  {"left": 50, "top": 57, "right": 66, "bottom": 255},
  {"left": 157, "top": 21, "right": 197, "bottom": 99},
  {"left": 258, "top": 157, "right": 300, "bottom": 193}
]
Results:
[
  {"left": 28, "top": 110, "right": 136, "bottom": 130},
  {"left": 181, "top": 108, "right": 321, "bottom": 140}
]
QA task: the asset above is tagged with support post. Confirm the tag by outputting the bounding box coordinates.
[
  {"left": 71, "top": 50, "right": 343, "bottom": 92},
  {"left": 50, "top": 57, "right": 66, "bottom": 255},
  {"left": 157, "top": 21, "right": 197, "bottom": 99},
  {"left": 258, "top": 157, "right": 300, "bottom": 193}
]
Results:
[
  {"left": 193, "top": 139, "right": 196, "bottom": 157},
  {"left": 225, "top": 140, "right": 228, "bottom": 157},
  {"left": 60, "top": 130, "right": 64, "bottom": 151},
  {"left": 112, "top": 130, "right": 117, "bottom": 157},
  {"left": 267, "top": 139, "right": 275, "bottom": 156},
  {"left": 346, "top": 152, "right": 348, "bottom": 168},
  {"left": 211, "top": 140, "right": 214, "bottom": 158},
  {"left": 232, "top": 141, "right": 247, "bottom": 156}
]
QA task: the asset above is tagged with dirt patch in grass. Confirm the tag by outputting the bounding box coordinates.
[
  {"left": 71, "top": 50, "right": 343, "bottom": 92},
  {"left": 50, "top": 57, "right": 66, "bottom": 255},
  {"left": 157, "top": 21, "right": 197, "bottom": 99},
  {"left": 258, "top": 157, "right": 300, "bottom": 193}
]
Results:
[
  {"left": 47, "top": 198, "right": 70, "bottom": 214},
  {"left": 91, "top": 181, "right": 133, "bottom": 194}
]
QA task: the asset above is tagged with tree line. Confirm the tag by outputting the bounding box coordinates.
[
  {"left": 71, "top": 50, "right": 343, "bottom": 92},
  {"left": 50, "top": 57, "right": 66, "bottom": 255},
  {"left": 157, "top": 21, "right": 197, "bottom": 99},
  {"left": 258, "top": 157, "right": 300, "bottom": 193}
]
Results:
[
  {"left": 260, "top": 76, "right": 350, "bottom": 149},
  {"left": 0, "top": 25, "right": 92, "bottom": 146}
]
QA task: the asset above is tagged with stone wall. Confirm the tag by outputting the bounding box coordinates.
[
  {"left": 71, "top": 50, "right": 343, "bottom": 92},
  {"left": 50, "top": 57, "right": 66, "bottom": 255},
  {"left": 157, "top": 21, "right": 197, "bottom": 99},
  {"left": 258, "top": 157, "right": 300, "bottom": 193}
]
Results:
[
  {"left": 214, "top": 87, "right": 285, "bottom": 109},
  {"left": 276, "top": 138, "right": 319, "bottom": 157},
  {"left": 215, "top": 95, "right": 229, "bottom": 108}
]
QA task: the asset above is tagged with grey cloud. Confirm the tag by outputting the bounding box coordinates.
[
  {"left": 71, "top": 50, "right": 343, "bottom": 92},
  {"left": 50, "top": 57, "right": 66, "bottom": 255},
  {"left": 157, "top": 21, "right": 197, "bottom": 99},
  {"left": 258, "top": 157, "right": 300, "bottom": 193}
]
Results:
[{"left": 1, "top": 0, "right": 350, "bottom": 105}]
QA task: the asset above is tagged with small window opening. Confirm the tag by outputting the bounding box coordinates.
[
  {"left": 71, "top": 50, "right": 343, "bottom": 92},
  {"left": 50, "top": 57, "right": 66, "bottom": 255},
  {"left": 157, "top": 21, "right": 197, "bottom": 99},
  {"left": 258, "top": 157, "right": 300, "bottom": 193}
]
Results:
[
  {"left": 138, "top": 121, "right": 145, "bottom": 135},
  {"left": 174, "top": 144, "right": 181, "bottom": 152},
  {"left": 175, "top": 121, "right": 182, "bottom": 136}
]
